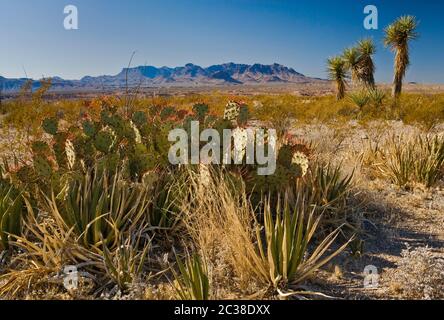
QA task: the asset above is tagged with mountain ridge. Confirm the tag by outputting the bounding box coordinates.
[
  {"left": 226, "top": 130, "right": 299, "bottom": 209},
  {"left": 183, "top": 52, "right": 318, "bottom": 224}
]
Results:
[{"left": 0, "top": 63, "right": 326, "bottom": 92}]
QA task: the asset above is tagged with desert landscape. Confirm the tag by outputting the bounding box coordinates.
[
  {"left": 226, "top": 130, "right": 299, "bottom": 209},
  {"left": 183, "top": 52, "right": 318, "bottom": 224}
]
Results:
[{"left": 0, "top": 4, "right": 443, "bottom": 302}]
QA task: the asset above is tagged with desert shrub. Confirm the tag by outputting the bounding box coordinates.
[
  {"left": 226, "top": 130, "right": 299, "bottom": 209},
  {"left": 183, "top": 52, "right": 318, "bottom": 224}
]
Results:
[
  {"left": 396, "top": 94, "right": 444, "bottom": 130},
  {"left": 172, "top": 254, "right": 210, "bottom": 300}
]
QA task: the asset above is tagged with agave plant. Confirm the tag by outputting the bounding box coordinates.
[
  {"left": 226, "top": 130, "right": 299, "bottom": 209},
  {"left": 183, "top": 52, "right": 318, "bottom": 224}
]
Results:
[
  {"left": 46, "top": 169, "right": 152, "bottom": 249},
  {"left": 384, "top": 16, "right": 419, "bottom": 97},
  {"left": 172, "top": 253, "right": 209, "bottom": 300},
  {"left": 327, "top": 56, "right": 349, "bottom": 100}
]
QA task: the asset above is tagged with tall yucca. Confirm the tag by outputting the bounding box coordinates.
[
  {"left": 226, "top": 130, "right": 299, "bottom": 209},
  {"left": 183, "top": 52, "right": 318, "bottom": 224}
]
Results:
[
  {"left": 384, "top": 16, "right": 419, "bottom": 97},
  {"left": 356, "top": 38, "right": 376, "bottom": 89},
  {"left": 327, "top": 56, "right": 348, "bottom": 100},
  {"left": 342, "top": 47, "right": 361, "bottom": 85}
]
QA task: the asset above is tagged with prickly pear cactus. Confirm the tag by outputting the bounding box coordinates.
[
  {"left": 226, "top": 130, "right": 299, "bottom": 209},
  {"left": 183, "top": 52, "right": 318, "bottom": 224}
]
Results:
[
  {"left": 128, "top": 143, "right": 154, "bottom": 179},
  {"left": 237, "top": 105, "right": 249, "bottom": 126},
  {"left": 82, "top": 120, "right": 98, "bottom": 138},
  {"left": 160, "top": 106, "right": 176, "bottom": 121},
  {"left": 31, "top": 141, "right": 51, "bottom": 157},
  {"left": 42, "top": 117, "right": 58, "bottom": 135},
  {"left": 33, "top": 156, "right": 53, "bottom": 178},
  {"left": 94, "top": 130, "right": 116, "bottom": 154},
  {"left": 132, "top": 111, "right": 147, "bottom": 127},
  {"left": 192, "top": 104, "right": 209, "bottom": 121},
  {"left": 16, "top": 165, "right": 37, "bottom": 184}
]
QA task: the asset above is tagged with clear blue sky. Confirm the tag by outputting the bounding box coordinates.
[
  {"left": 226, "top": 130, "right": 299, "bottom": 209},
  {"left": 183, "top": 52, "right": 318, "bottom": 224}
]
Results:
[{"left": 1, "top": 0, "right": 443, "bottom": 83}]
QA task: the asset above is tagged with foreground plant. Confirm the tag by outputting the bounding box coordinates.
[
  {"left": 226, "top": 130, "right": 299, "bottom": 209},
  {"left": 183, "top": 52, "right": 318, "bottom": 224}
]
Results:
[
  {"left": 103, "top": 234, "right": 152, "bottom": 292},
  {"left": 0, "top": 176, "right": 23, "bottom": 251},
  {"left": 302, "top": 161, "right": 354, "bottom": 231},
  {"left": 181, "top": 169, "right": 350, "bottom": 297},
  {"left": 46, "top": 169, "right": 151, "bottom": 249},
  {"left": 172, "top": 254, "right": 210, "bottom": 300},
  {"left": 255, "top": 196, "right": 351, "bottom": 293},
  {"left": 0, "top": 201, "right": 102, "bottom": 298}
]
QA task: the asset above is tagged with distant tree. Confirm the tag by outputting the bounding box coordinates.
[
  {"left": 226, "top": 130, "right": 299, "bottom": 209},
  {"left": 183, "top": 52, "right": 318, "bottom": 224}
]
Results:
[
  {"left": 327, "top": 56, "right": 348, "bottom": 100},
  {"left": 384, "top": 16, "right": 419, "bottom": 97}
]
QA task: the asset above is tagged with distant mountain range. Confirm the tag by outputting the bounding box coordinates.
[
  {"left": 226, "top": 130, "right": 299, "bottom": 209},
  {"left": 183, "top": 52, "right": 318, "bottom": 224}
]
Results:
[{"left": 0, "top": 63, "right": 325, "bottom": 92}]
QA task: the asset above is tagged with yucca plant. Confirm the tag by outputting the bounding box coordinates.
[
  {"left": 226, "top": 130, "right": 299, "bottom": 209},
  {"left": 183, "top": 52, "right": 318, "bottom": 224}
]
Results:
[
  {"left": 305, "top": 162, "right": 353, "bottom": 208},
  {"left": 379, "top": 135, "right": 444, "bottom": 188},
  {"left": 46, "top": 169, "right": 151, "bottom": 250},
  {"left": 0, "top": 178, "right": 23, "bottom": 251},
  {"left": 173, "top": 253, "right": 209, "bottom": 300},
  {"left": 103, "top": 234, "right": 151, "bottom": 292},
  {"left": 150, "top": 170, "right": 189, "bottom": 230},
  {"left": 349, "top": 90, "right": 370, "bottom": 111},
  {"left": 384, "top": 16, "right": 419, "bottom": 97},
  {"left": 255, "top": 195, "right": 351, "bottom": 292},
  {"left": 368, "top": 88, "right": 386, "bottom": 108},
  {"left": 343, "top": 47, "right": 361, "bottom": 85},
  {"left": 356, "top": 38, "right": 376, "bottom": 89},
  {"left": 0, "top": 199, "right": 103, "bottom": 298},
  {"left": 327, "top": 56, "right": 348, "bottom": 100},
  {"left": 385, "top": 138, "right": 414, "bottom": 188},
  {"left": 413, "top": 136, "right": 444, "bottom": 187}
]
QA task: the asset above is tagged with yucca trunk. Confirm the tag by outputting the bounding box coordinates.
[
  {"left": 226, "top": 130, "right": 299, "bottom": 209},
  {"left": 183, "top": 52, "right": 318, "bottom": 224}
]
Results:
[
  {"left": 361, "top": 59, "right": 376, "bottom": 90},
  {"left": 392, "top": 45, "right": 409, "bottom": 98},
  {"left": 336, "top": 80, "right": 345, "bottom": 100}
]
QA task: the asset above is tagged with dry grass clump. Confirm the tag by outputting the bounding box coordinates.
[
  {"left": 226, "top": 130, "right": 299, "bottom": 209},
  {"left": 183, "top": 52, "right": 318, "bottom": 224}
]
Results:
[
  {"left": 388, "top": 246, "right": 444, "bottom": 299},
  {"left": 179, "top": 168, "right": 350, "bottom": 299}
]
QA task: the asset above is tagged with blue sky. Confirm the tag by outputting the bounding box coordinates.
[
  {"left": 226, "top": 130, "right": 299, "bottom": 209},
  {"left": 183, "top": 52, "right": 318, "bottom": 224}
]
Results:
[{"left": 1, "top": 0, "right": 443, "bottom": 83}]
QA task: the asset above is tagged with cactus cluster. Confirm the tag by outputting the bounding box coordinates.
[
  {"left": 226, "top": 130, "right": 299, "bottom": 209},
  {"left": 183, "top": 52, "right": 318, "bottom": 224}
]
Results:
[{"left": 16, "top": 105, "right": 189, "bottom": 187}]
